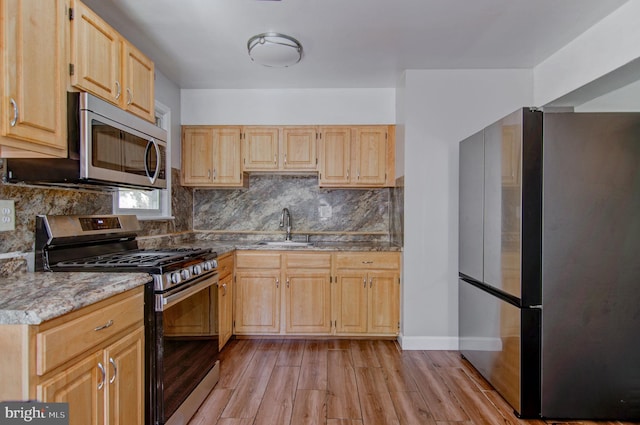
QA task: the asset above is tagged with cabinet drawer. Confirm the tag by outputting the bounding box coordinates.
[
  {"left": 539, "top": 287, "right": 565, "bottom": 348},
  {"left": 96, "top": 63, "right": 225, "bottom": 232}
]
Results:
[
  {"left": 217, "top": 253, "right": 234, "bottom": 278},
  {"left": 335, "top": 252, "right": 400, "bottom": 270},
  {"left": 236, "top": 252, "right": 281, "bottom": 269},
  {"left": 36, "top": 289, "right": 144, "bottom": 375},
  {"left": 284, "top": 253, "right": 331, "bottom": 269}
]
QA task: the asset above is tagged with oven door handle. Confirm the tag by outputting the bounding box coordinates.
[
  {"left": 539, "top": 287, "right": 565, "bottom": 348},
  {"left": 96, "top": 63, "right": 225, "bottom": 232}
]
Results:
[{"left": 156, "top": 273, "right": 218, "bottom": 312}]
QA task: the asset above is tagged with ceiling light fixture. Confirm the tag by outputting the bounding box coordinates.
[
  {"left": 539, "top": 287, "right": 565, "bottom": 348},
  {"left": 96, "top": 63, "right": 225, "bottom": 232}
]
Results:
[{"left": 247, "top": 32, "right": 303, "bottom": 67}]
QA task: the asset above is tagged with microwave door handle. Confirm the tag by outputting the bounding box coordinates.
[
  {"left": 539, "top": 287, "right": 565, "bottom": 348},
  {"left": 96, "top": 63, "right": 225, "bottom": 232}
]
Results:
[{"left": 144, "top": 139, "right": 161, "bottom": 184}]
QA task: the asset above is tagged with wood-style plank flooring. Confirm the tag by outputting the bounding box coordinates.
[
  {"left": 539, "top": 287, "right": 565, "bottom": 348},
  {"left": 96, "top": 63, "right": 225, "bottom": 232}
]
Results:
[{"left": 188, "top": 339, "right": 637, "bottom": 425}]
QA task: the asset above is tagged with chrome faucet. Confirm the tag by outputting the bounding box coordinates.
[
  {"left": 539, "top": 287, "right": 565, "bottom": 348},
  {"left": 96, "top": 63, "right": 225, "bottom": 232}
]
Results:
[{"left": 280, "top": 208, "right": 292, "bottom": 241}]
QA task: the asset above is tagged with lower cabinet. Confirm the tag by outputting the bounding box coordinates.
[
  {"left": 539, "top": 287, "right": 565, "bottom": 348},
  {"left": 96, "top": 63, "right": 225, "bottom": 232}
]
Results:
[
  {"left": 284, "top": 253, "right": 332, "bottom": 334},
  {"left": 234, "top": 250, "right": 400, "bottom": 337},
  {"left": 0, "top": 286, "right": 145, "bottom": 425},
  {"left": 37, "top": 327, "right": 144, "bottom": 425},
  {"left": 217, "top": 253, "right": 234, "bottom": 350},
  {"left": 234, "top": 252, "right": 281, "bottom": 334}
]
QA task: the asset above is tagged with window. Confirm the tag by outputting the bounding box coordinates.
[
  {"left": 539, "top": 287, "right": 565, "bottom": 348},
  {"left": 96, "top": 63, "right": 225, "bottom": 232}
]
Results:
[{"left": 113, "top": 101, "right": 172, "bottom": 219}]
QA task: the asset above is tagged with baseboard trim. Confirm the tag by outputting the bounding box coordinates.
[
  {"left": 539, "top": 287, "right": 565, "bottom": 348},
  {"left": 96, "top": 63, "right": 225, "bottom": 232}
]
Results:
[{"left": 398, "top": 335, "right": 459, "bottom": 350}]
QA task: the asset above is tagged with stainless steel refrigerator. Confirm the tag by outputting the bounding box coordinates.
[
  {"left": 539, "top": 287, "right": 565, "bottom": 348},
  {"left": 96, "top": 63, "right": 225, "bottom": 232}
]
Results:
[{"left": 458, "top": 108, "right": 640, "bottom": 420}]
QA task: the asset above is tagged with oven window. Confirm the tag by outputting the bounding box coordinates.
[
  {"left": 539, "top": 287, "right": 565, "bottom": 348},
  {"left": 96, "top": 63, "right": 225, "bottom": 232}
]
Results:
[{"left": 91, "top": 120, "right": 123, "bottom": 171}]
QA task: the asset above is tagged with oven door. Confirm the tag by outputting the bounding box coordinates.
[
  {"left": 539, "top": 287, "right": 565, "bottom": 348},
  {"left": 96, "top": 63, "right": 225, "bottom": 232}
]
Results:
[{"left": 154, "top": 273, "right": 219, "bottom": 425}]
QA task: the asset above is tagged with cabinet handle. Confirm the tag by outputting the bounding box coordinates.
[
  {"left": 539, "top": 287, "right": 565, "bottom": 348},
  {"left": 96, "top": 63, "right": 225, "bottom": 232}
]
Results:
[
  {"left": 347, "top": 168, "right": 349, "bottom": 179},
  {"left": 286, "top": 278, "right": 290, "bottom": 288},
  {"left": 97, "top": 362, "right": 106, "bottom": 390},
  {"left": 369, "top": 277, "right": 373, "bottom": 288},
  {"left": 126, "top": 88, "right": 133, "bottom": 105},
  {"left": 94, "top": 320, "right": 114, "bottom": 331},
  {"left": 9, "top": 98, "right": 18, "bottom": 127},
  {"left": 208, "top": 170, "right": 211, "bottom": 179},
  {"left": 362, "top": 261, "right": 373, "bottom": 264},
  {"left": 213, "top": 168, "right": 217, "bottom": 180},
  {"left": 357, "top": 169, "right": 360, "bottom": 180},
  {"left": 109, "top": 357, "right": 117, "bottom": 384},
  {"left": 274, "top": 154, "right": 277, "bottom": 164},
  {"left": 363, "top": 277, "right": 366, "bottom": 288},
  {"left": 222, "top": 283, "right": 227, "bottom": 296},
  {"left": 115, "top": 81, "right": 121, "bottom": 100},
  {"left": 284, "top": 153, "right": 287, "bottom": 164},
  {"left": 276, "top": 278, "right": 279, "bottom": 288}
]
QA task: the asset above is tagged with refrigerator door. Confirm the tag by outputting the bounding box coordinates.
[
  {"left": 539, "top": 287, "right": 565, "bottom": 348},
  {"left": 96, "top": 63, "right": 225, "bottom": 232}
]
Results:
[
  {"left": 459, "top": 130, "right": 484, "bottom": 282},
  {"left": 459, "top": 278, "right": 540, "bottom": 417},
  {"left": 541, "top": 113, "right": 640, "bottom": 420},
  {"left": 483, "top": 110, "right": 523, "bottom": 299}
]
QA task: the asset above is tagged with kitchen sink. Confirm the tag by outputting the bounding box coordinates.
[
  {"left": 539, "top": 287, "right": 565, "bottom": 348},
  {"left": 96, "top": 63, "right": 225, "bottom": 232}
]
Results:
[{"left": 257, "top": 241, "right": 314, "bottom": 247}]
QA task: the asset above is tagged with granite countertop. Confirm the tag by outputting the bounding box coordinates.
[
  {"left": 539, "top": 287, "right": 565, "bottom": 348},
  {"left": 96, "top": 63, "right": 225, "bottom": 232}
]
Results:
[
  {"left": 181, "top": 240, "right": 402, "bottom": 255},
  {"left": 0, "top": 272, "right": 151, "bottom": 325}
]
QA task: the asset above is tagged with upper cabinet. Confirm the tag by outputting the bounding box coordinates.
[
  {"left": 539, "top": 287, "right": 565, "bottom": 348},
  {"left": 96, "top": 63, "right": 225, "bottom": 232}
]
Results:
[
  {"left": 182, "top": 126, "right": 247, "bottom": 188},
  {"left": 182, "top": 124, "right": 395, "bottom": 188},
  {"left": 70, "top": 0, "right": 155, "bottom": 122},
  {"left": 319, "top": 125, "right": 394, "bottom": 187},
  {"left": 0, "top": 0, "right": 67, "bottom": 158},
  {"left": 242, "top": 126, "right": 318, "bottom": 172}
]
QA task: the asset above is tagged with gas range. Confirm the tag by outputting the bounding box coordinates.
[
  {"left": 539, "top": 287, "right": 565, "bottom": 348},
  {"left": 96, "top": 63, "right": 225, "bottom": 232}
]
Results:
[{"left": 35, "top": 214, "right": 218, "bottom": 292}]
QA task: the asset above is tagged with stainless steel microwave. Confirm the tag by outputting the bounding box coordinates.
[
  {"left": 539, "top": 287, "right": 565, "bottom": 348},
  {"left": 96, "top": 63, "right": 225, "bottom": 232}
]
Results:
[{"left": 4, "top": 92, "right": 167, "bottom": 191}]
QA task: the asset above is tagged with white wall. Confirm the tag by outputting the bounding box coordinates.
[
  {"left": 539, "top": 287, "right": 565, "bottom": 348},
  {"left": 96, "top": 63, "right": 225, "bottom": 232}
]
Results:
[
  {"left": 154, "top": 70, "right": 182, "bottom": 168},
  {"left": 398, "top": 69, "right": 533, "bottom": 350},
  {"left": 181, "top": 89, "right": 395, "bottom": 125},
  {"left": 533, "top": 1, "right": 640, "bottom": 107}
]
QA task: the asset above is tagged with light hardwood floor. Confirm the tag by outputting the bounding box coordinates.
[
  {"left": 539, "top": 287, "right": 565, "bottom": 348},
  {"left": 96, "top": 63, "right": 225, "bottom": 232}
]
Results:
[{"left": 188, "top": 339, "right": 637, "bottom": 425}]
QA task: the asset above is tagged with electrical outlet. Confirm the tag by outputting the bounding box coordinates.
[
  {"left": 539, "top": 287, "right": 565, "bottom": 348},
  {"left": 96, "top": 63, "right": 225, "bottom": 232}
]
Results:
[{"left": 0, "top": 200, "right": 16, "bottom": 231}]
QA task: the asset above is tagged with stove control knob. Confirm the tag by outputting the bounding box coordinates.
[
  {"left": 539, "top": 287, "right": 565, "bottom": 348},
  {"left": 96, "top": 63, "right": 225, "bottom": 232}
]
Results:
[
  {"left": 171, "top": 272, "right": 181, "bottom": 285},
  {"left": 192, "top": 264, "right": 202, "bottom": 275},
  {"left": 203, "top": 260, "right": 217, "bottom": 271},
  {"left": 181, "top": 269, "right": 190, "bottom": 280}
]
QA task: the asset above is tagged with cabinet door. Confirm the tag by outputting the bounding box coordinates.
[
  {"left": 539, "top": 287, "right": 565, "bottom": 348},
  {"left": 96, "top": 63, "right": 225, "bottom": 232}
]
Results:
[
  {"left": 123, "top": 41, "right": 155, "bottom": 122},
  {"left": 106, "top": 327, "right": 144, "bottom": 425},
  {"left": 243, "top": 127, "right": 279, "bottom": 170},
  {"left": 70, "top": 0, "right": 121, "bottom": 104},
  {"left": 235, "top": 271, "right": 281, "bottom": 333},
  {"left": 213, "top": 127, "right": 243, "bottom": 185},
  {"left": 318, "top": 127, "right": 351, "bottom": 186},
  {"left": 37, "top": 351, "right": 104, "bottom": 425},
  {"left": 1, "top": 0, "right": 67, "bottom": 156},
  {"left": 367, "top": 272, "right": 399, "bottom": 334},
  {"left": 218, "top": 273, "right": 233, "bottom": 349},
  {"left": 182, "top": 127, "right": 214, "bottom": 185},
  {"left": 285, "top": 272, "right": 331, "bottom": 333},
  {"left": 335, "top": 273, "right": 367, "bottom": 334},
  {"left": 353, "top": 127, "right": 387, "bottom": 186},
  {"left": 282, "top": 127, "right": 317, "bottom": 171}
]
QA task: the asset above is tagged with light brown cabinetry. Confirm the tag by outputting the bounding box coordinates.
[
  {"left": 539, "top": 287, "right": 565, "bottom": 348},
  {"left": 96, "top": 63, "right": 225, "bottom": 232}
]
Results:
[
  {"left": 70, "top": 0, "right": 155, "bottom": 122},
  {"left": 233, "top": 250, "right": 400, "bottom": 337},
  {"left": 0, "top": 287, "right": 145, "bottom": 425},
  {"left": 334, "top": 252, "right": 400, "bottom": 336},
  {"left": 217, "top": 253, "right": 234, "bottom": 350},
  {"left": 181, "top": 126, "right": 247, "bottom": 187},
  {"left": 319, "top": 126, "right": 393, "bottom": 187},
  {"left": 0, "top": 0, "right": 67, "bottom": 157},
  {"left": 234, "top": 252, "right": 281, "bottom": 334},
  {"left": 283, "top": 252, "right": 331, "bottom": 334},
  {"left": 242, "top": 126, "right": 317, "bottom": 172}
]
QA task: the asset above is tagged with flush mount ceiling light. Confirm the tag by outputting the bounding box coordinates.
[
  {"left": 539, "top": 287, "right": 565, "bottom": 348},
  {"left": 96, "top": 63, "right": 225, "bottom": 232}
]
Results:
[{"left": 247, "top": 32, "right": 303, "bottom": 67}]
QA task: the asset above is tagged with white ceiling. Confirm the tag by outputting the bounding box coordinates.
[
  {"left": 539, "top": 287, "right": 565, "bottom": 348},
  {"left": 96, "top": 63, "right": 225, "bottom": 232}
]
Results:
[{"left": 83, "top": 0, "right": 629, "bottom": 90}]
